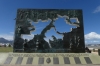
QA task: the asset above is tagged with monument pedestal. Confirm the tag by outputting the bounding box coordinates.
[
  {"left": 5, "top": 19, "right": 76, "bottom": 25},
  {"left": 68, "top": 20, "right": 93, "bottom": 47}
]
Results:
[{"left": 0, "top": 53, "right": 100, "bottom": 66}]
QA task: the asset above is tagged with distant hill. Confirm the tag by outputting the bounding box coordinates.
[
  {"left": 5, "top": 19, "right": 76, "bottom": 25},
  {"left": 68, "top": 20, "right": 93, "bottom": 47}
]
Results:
[{"left": 0, "top": 38, "right": 13, "bottom": 44}]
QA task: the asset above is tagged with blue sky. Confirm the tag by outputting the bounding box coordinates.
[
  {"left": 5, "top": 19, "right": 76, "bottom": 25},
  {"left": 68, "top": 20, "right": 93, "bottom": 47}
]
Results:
[{"left": 0, "top": 0, "right": 100, "bottom": 44}]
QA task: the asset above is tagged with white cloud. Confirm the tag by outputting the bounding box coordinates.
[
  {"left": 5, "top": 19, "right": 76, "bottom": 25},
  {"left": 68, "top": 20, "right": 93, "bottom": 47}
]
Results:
[
  {"left": 44, "top": 38, "right": 49, "bottom": 42},
  {"left": 0, "top": 34, "right": 14, "bottom": 40},
  {"left": 85, "top": 32, "right": 100, "bottom": 44},
  {"left": 85, "top": 40, "right": 100, "bottom": 44},
  {"left": 0, "top": 32, "right": 34, "bottom": 41},
  {"left": 92, "top": 41, "right": 100, "bottom": 43},
  {"left": 93, "top": 5, "right": 100, "bottom": 13},
  {"left": 22, "top": 34, "right": 34, "bottom": 40},
  {"left": 85, "top": 32, "right": 100, "bottom": 40},
  {"left": 44, "top": 37, "right": 52, "bottom": 42},
  {"left": 10, "top": 32, "right": 14, "bottom": 34}
]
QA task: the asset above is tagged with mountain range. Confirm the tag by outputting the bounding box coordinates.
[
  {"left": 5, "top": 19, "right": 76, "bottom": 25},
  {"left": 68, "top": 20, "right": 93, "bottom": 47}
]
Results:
[{"left": 0, "top": 38, "right": 13, "bottom": 44}]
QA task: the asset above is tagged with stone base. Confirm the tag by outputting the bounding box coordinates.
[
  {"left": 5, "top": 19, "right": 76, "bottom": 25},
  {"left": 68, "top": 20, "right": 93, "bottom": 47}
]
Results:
[
  {"left": 0, "top": 64, "right": 100, "bottom": 66},
  {"left": 0, "top": 53, "right": 100, "bottom": 65}
]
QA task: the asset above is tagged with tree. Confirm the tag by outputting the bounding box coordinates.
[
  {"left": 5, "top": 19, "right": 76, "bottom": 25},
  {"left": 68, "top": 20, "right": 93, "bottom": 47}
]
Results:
[
  {"left": 8, "top": 44, "right": 11, "bottom": 47},
  {"left": 4, "top": 44, "right": 6, "bottom": 47}
]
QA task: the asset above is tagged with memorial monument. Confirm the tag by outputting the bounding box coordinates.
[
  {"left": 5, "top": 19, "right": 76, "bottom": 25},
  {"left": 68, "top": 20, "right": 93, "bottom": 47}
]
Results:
[{"left": 13, "top": 9, "right": 85, "bottom": 53}]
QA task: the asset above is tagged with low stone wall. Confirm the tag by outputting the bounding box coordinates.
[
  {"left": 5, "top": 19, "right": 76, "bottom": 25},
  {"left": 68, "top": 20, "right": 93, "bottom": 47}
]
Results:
[{"left": 89, "top": 48, "right": 98, "bottom": 52}]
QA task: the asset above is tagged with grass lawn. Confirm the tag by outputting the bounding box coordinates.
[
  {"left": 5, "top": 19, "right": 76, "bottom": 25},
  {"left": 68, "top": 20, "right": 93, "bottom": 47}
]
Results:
[{"left": 0, "top": 47, "right": 13, "bottom": 52}]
